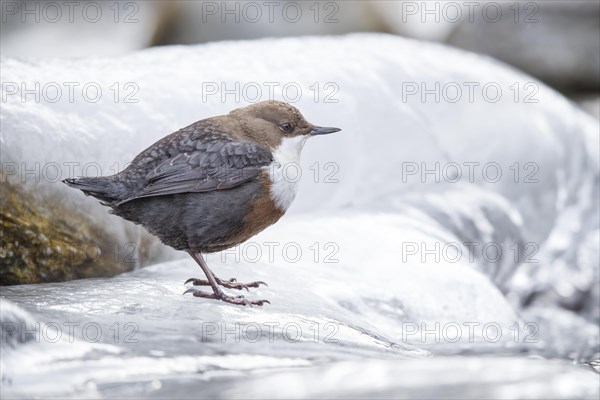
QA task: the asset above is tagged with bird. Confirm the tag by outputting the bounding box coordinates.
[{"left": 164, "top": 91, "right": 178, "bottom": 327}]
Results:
[{"left": 63, "top": 101, "right": 341, "bottom": 306}]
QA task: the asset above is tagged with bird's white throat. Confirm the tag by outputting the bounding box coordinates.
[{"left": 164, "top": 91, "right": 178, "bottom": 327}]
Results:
[{"left": 266, "top": 135, "right": 309, "bottom": 211}]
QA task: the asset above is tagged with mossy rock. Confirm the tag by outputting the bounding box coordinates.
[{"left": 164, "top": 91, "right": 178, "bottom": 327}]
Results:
[{"left": 0, "top": 176, "right": 164, "bottom": 285}]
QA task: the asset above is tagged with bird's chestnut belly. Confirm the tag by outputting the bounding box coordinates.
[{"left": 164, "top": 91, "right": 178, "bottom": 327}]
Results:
[{"left": 201, "top": 173, "right": 285, "bottom": 253}]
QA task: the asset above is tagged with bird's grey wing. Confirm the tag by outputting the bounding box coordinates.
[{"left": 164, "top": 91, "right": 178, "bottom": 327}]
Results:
[{"left": 115, "top": 140, "right": 272, "bottom": 205}]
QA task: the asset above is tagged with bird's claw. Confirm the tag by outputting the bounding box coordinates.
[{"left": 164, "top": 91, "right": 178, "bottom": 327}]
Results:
[
  {"left": 184, "top": 278, "right": 197, "bottom": 285},
  {"left": 183, "top": 288, "right": 269, "bottom": 306},
  {"left": 185, "top": 277, "right": 268, "bottom": 291}
]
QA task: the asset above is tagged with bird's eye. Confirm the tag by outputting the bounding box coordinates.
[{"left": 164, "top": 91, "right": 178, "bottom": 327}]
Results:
[{"left": 280, "top": 123, "right": 294, "bottom": 133}]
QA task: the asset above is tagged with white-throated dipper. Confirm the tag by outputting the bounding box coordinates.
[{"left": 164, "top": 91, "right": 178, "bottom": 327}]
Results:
[{"left": 63, "top": 101, "right": 341, "bottom": 306}]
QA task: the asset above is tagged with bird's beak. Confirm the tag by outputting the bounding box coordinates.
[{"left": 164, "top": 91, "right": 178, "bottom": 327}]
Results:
[{"left": 310, "top": 126, "right": 341, "bottom": 136}]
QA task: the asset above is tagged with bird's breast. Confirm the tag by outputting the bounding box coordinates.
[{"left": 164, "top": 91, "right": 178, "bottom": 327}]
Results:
[{"left": 264, "top": 136, "right": 308, "bottom": 211}]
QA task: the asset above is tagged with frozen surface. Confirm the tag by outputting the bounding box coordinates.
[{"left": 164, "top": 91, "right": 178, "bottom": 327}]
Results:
[{"left": 1, "top": 34, "right": 599, "bottom": 398}]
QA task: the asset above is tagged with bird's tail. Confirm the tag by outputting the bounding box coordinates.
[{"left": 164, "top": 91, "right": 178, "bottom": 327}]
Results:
[{"left": 62, "top": 176, "right": 119, "bottom": 205}]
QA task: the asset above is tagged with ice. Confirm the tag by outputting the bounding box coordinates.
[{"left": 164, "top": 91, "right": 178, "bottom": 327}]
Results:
[
  {"left": 1, "top": 34, "right": 598, "bottom": 398},
  {"left": 220, "top": 358, "right": 599, "bottom": 399}
]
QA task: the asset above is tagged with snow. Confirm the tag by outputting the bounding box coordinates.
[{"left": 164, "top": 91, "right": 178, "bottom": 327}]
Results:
[{"left": 1, "top": 33, "right": 598, "bottom": 398}]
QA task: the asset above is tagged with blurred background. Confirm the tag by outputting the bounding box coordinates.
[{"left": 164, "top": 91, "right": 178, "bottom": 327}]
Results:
[{"left": 2, "top": 0, "right": 599, "bottom": 116}]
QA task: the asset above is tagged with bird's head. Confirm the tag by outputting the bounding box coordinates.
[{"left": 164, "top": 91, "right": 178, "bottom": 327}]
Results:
[{"left": 229, "top": 100, "right": 341, "bottom": 149}]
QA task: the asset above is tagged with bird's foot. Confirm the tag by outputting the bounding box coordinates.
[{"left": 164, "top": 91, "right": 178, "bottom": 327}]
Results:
[
  {"left": 184, "top": 277, "right": 267, "bottom": 291},
  {"left": 183, "top": 288, "right": 269, "bottom": 306}
]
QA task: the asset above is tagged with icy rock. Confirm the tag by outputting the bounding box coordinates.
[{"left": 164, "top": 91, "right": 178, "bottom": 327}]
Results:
[
  {"left": 0, "top": 242, "right": 518, "bottom": 399},
  {"left": 1, "top": 33, "right": 598, "bottom": 397},
  {"left": 0, "top": 295, "right": 596, "bottom": 399}
]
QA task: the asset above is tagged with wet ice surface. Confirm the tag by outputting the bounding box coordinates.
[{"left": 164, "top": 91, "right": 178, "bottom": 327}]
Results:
[
  {"left": 1, "top": 250, "right": 598, "bottom": 399},
  {"left": 1, "top": 34, "right": 599, "bottom": 398},
  {"left": 1, "top": 251, "right": 598, "bottom": 399}
]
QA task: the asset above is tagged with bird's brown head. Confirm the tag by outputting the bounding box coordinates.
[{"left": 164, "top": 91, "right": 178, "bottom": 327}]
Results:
[{"left": 229, "top": 100, "right": 340, "bottom": 149}]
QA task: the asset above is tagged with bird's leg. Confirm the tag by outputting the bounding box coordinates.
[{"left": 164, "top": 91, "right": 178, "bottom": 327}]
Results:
[{"left": 183, "top": 251, "right": 269, "bottom": 306}]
